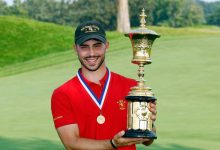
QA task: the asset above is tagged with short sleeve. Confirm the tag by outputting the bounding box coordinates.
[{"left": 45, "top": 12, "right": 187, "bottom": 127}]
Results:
[{"left": 51, "top": 89, "right": 76, "bottom": 128}]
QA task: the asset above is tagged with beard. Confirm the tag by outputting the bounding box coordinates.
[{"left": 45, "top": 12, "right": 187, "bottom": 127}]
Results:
[{"left": 78, "top": 55, "right": 105, "bottom": 71}]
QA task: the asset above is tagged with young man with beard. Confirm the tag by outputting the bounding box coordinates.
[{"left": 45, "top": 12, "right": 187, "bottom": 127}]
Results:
[{"left": 51, "top": 21, "right": 157, "bottom": 150}]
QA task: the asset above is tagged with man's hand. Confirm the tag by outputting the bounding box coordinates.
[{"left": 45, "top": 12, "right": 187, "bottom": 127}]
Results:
[
  {"left": 149, "top": 101, "right": 157, "bottom": 122},
  {"left": 143, "top": 101, "right": 157, "bottom": 146},
  {"left": 112, "top": 101, "right": 157, "bottom": 148},
  {"left": 112, "top": 130, "right": 151, "bottom": 148}
]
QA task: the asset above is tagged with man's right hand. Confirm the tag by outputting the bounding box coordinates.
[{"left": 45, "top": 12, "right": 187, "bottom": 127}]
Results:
[{"left": 112, "top": 130, "right": 152, "bottom": 148}]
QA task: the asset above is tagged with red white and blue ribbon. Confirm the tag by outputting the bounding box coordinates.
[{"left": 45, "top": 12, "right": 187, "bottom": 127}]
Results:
[{"left": 77, "top": 68, "right": 111, "bottom": 109}]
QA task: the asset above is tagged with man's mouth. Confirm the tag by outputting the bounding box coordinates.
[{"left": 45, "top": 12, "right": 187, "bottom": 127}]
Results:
[{"left": 85, "top": 56, "right": 99, "bottom": 65}]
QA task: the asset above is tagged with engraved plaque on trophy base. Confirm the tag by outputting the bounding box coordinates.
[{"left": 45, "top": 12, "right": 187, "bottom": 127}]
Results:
[{"left": 123, "top": 95, "right": 157, "bottom": 139}]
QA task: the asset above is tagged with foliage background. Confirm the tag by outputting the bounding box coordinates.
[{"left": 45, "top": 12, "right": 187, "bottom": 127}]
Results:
[{"left": 0, "top": 0, "right": 220, "bottom": 30}]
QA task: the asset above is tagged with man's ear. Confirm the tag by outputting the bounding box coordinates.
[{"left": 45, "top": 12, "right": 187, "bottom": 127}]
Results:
[
  {"left": 105, "top": 41, "right": 110, "bottom": 50},
  {"left": 73, "top": 44, "right": 77, "bottom": 52},
  {"left": 73, "top": 44, "right": 78, "bottom": 55}
]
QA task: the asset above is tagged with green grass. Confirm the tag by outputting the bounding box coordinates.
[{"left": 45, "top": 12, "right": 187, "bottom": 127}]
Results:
[
  {"left": 0, "top": 16, "right": 74, "bottom": 67},
  {"left": 0, "top": 17, "right": 220, "bottom": 149},
  {"left": 1, "top": 16, "right": 220, "bottom": 77}
]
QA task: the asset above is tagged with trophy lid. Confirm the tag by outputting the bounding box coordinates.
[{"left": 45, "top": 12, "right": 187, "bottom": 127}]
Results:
[{"left": 125, "top": 8, "right": 160, "bottom": 38}]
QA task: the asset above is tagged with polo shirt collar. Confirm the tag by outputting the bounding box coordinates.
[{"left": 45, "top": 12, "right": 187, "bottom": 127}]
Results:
[
  {"left": 77, "top": 68, "right": 111, "bottom": 109},
  {"left": 78, "top": 68, "right": 108, "bottom": 86}
]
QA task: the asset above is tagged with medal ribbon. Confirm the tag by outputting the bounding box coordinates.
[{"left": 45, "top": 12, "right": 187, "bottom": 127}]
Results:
[{"left": 77, "top": 68, "right": 111, "bottom": 109}]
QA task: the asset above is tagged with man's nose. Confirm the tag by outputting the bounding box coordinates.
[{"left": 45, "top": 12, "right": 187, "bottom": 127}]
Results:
[{"left": 88, "top": 46, "right": 95, "bottom": 55}]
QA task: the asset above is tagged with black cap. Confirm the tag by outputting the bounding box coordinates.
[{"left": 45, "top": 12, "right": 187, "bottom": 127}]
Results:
[{"left": 74, "top": 21, "right": 106, "bottom": 45}]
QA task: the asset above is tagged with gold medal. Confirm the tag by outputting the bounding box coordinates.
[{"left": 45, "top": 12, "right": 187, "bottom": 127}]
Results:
[{"left": 97, "top": 114, "right": 105, "bottom": 124}]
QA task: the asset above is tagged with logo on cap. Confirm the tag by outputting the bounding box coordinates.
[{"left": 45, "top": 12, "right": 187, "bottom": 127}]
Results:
[
  {"left": 75, "top": 21, "right": 106, "bottom": 44},
  {"left": 81, "top": 25, "right": 100, "bottom": 33}
]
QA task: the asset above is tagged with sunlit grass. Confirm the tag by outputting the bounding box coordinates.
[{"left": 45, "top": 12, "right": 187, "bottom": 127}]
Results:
[
  {"left": 1, "top": 16, "right": 220, "bottom": 77},
  {"left": 0, "top": 16, "right": 74, "bottom": 67}
]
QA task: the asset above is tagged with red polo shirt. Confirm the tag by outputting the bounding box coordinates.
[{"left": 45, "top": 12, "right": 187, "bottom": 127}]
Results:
[{"left": 51, "top": 69, "right": 137, "bottom": 150}]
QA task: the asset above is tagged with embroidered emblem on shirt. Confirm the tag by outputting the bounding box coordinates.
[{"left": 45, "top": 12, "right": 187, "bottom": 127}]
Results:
[{"left": 117, "top": 100, "right": 126, "bottom": 110}]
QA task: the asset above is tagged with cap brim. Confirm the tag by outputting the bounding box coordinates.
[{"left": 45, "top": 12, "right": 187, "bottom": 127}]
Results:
[{"left": 75, "top": 35, "right": 106, "bottom": 45}]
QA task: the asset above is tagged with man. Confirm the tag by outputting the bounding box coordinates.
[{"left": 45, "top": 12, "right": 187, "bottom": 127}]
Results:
[{"left": 51, "top": 21, "right": 157, "bottom": 150}]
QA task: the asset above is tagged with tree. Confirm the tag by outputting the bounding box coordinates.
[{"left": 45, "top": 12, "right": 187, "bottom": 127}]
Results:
[
  {"left": 182, "top": 0, "right": 205, "bottom": 26},
  {"left": 0, "top": 0, "right": 215, "bottom": 28},
  {"left": 0, "top": 0, "right": 8, "bottom": 15},
  {"left": 117, "top": 0, "right": 130, "bottom": 33},
  {"left": 68, "top": 0, "right": 117, "bottom": 30},
  {"left": 152, "top": 0, "right": 204, "bottom": 27},
  {"left": 206, "top": 5, "right": 220, "bottom": 25},
  {"left": 198, "top": 0, "right": 220, "bottom": 26},
  {"left": 129, "top": 0, "right": 156, "bottom": 27},
  {"left": 7, "top": 0, "right": 27, "bottom": 16},
  {"left": 151, "top": 0, "right": 185, "bottom": 27}
]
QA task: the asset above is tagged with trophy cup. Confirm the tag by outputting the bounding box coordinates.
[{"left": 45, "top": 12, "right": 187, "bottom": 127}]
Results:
[{"left": 123, "top": 8, "right": 160, "bottom": 139}]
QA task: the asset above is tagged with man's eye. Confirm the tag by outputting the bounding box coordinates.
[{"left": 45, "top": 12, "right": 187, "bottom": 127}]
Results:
[
  {"left": 80, "top": 46, "right": 87, "bottom": 49},
  {"left": 94, "top": 44, "right": 102, "bottom": 48}
]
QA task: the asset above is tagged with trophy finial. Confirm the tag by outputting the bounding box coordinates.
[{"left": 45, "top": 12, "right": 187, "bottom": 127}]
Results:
[{"left": 140, "top": 8, "right": 147, "bottom": 28}]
